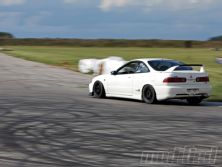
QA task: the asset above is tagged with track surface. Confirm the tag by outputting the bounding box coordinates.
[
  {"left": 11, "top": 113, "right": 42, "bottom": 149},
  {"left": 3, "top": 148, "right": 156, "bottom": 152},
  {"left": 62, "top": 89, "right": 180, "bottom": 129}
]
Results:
[{"left": 0, "top": 53, "right": 221, "bottom": 167}]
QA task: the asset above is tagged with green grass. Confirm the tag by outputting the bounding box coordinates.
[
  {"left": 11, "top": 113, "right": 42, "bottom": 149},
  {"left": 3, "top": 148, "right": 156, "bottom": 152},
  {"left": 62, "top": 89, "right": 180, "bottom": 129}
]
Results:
[{"left": 2, "top": 46, "right": 222, "bottom": 101}]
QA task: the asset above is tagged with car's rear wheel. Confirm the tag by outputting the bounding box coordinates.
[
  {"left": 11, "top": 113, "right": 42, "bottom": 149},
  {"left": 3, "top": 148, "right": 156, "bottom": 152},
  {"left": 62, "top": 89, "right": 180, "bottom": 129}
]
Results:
[
  {"left": 93, "top": 81, "right": 106, "bottom": 98},
  {"left": 142, "top": 85, "right": 157, "bottom": 104},
  {"left": 187, "top": 97, "right": 203, "bottom": 105}
]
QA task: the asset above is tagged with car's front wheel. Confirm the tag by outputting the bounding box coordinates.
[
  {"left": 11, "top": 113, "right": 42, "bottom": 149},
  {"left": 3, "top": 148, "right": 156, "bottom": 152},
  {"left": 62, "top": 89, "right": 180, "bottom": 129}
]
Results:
[
  {"left": 142, "top": 85, "right": 157, "bottom": 104},
  {"left": 187, "top": 97, "right": 203, "bottom": 105},
  {"left": 93, "top": 81, "right": 106, "bottom": 98}
]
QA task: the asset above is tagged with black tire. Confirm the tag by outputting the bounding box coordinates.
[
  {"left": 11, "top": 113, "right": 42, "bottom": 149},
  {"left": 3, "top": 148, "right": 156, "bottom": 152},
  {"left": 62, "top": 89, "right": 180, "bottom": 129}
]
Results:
[
  {"left": 187, "top": 97, "right": 203, "bottom": 105},
  {"left": 142, "top": 85, "right": 157, "bottom": 104},
  {"left": 93, "top": 81, "right": 106, "bottom": 98}
]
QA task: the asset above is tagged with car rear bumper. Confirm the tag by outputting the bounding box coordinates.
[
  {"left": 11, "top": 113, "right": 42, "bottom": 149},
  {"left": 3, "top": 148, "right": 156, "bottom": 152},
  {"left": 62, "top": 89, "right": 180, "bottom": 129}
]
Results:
[{"left": 154, "top": 84, "right": 212, "bottom": 101}]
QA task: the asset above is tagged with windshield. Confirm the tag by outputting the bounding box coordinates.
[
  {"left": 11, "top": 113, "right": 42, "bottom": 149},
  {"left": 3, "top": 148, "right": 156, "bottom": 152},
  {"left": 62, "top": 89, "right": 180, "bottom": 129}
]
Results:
[{"left": 148, "top": 60, "right": 193, "bottom": 71}]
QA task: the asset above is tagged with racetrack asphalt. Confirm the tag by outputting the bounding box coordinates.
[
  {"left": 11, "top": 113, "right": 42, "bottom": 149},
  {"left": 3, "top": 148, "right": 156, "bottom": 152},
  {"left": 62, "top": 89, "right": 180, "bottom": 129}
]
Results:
[{"left": 0, "top": 53, "right": 222, "bottom": 167}]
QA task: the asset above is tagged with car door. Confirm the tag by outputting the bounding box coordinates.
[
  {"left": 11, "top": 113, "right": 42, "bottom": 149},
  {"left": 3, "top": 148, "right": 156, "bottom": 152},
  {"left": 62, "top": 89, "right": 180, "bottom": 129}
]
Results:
[
  {"left": 131, "top": 61, "right": 150, "bottom": 96},
  {"left": 106, "top": 62, "right": 139, "bottom": 96}
]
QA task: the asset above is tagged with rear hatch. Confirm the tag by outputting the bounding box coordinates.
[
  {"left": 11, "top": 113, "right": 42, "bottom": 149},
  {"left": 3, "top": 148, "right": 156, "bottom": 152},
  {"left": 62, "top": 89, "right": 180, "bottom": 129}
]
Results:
[{"left": 163, "top": 65, "right": 210, "bottom": 86}]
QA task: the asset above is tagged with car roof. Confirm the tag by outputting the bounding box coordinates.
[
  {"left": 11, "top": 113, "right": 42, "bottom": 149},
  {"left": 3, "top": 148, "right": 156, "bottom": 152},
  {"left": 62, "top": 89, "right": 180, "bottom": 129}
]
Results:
[{"left": 134, "top": 58, "right": 173, "bottom": 63}]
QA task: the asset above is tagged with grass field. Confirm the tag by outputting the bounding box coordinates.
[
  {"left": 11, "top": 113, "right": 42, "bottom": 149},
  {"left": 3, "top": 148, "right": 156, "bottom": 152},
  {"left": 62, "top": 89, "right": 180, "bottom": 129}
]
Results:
[{"left": 1, "top": 46, "right": 222, "bottom": 101}]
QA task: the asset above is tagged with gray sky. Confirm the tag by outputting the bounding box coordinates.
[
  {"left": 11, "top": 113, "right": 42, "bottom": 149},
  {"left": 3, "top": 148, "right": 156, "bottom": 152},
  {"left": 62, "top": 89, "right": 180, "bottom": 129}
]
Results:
[{"left": 0, "top": 0, "right": 221, "bottom": 40}]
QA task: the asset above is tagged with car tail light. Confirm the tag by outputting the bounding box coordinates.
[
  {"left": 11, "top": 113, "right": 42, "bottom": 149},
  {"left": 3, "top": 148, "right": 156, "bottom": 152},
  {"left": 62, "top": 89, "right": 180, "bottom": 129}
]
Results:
[
  {"left": 196, "top": 76, "right": 209, "bottom": 82},
  {"left": 163, "top": 77, "right": 187, "bottom": 83}
]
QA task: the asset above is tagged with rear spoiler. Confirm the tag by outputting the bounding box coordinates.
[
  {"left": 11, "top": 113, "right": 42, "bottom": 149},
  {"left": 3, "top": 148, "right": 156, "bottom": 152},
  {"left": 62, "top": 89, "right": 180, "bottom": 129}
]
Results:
[
  {"left": 179, "top": 64, "right": 203, "bottom": 67},
  {"left": 166, "top": 64, "right": 205, "bottom": 73}
]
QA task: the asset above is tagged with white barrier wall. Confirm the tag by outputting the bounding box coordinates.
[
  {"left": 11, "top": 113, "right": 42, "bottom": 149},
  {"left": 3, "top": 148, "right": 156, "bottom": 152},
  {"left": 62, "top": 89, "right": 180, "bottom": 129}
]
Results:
[
  {"left": 216, "top": 58, "right": 222, "bottom": 64},
  {"left": 78, "top": 59, "right": 98, "bottom": 74},
  {"left": 79, "top": 57, "right": 126, "bottom": 75}
]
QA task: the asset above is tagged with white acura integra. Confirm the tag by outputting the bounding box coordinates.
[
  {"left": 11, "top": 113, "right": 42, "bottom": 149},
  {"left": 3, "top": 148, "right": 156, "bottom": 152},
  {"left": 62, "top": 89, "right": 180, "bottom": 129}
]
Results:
[{"left": 89, "top": 59, "right": 212, "bottom": 105}]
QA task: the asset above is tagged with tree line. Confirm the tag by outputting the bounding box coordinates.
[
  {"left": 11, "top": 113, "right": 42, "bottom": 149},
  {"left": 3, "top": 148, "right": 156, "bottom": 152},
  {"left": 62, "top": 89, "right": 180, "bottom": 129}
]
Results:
[{"left": 1, "top": 32, "right": 222, "bottom": 47}]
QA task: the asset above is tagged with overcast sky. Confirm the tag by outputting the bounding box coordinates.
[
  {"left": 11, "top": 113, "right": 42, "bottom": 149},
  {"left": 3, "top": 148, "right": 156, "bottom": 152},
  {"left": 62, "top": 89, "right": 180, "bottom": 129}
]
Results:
[{"left": 0, "top": 0, "right": 222, "bottom": 40}]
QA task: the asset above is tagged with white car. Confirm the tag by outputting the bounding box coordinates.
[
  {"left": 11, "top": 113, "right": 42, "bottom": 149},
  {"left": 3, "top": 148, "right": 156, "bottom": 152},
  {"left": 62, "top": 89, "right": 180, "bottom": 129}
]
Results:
[{"left": 89, "top": 58, "right": 212, "bottom": 105}]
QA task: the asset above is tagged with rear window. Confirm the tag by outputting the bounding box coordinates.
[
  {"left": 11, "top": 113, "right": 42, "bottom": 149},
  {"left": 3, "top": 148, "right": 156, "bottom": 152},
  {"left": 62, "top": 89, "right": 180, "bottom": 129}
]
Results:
[{"left": 148, "top": 60, "right": 193, "bottom": 71}]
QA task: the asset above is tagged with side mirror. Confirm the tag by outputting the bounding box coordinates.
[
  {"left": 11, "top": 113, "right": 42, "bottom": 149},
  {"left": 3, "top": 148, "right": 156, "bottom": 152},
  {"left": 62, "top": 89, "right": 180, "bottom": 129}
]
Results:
[{"left": 111, "top": 71, "right": 117, "bottom": 75}]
